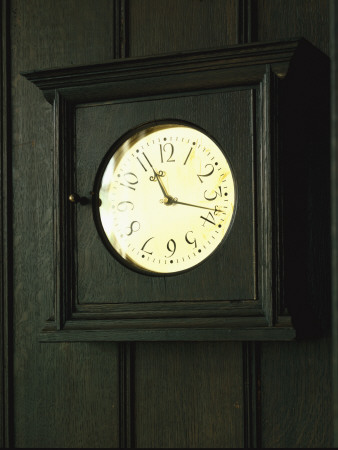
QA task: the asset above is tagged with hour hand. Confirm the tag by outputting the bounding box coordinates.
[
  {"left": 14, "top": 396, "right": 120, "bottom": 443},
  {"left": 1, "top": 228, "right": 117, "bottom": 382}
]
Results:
[{"left": 150, "top": 169, "right": 170, "bottom": 198}]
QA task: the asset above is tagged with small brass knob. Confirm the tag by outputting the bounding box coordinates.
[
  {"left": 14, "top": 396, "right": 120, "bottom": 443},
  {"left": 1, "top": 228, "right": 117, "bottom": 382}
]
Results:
[{"left": 68, "top": 193, "right": 90, "bottom": 205}]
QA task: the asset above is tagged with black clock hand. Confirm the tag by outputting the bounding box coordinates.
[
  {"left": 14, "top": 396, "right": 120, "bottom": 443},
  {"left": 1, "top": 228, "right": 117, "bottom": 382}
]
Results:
[
  {"left": 150, "top": 169, "right": 171, "bottom": 199},
  {"left": 150, "top": 170, "right": 224, "bottom": 212},
  {"left": 169, "top": 197, "right": 224, "bottom": 213}
]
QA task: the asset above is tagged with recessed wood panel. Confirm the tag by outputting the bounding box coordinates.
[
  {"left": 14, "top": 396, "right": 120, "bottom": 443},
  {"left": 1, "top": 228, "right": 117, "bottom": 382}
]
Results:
[
  {"left": 75, "top": 89, "right": 255, "bottom": 304},
  {"left": 10, "top": 0, "right": 119, "bottom": 447},
  {"left": 11, "top": 0, "right": 116, "bottom": 71},
  {"left": 260, "top": 339, "right": 333, "bottom": 448},
  {"left": 23, "top": 40, "right": 320, "bottom": 340},
  {"left": 134, "top": 342, "right": 244, "bottom": 448},
  {"left": 128, "top": 0, "right": 238, "bottom": 56},
  {"left": 4, "top": 0, "right": 332, "bottom": 448},
  {"left": 14, "top": 343, "right": 120, "bottom": 448},
  {"left": 257, "top": 0, "right": 329, "bottom": 54}
]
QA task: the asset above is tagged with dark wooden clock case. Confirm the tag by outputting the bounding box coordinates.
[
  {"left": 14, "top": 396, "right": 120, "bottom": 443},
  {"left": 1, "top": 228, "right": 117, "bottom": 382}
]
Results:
[{"left": 22, "top": 38, "right": 330, "bottom": 342}]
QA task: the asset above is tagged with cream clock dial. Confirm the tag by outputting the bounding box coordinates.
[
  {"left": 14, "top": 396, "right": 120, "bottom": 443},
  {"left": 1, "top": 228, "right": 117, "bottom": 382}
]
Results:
[{"left": 93, "top": 122, "right": 236, "bottom": 275}]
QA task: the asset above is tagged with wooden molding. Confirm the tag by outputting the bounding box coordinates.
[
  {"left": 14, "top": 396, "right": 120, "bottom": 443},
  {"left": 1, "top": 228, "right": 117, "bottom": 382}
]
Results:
[
  {"left": 22, "top": 38, "right": 312, "bottom": 105},
  {"left": 21, "top": 39, "right": 330, "bottom": 342}
]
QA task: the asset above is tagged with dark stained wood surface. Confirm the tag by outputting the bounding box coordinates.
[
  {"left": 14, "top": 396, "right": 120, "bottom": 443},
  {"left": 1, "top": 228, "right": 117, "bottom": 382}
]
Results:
[
  {"left": 128, "top": 0, "right": 239, "bottom": 56},
  {"left": 330, "top": 0, "right": 338, "bottom": 446},
  {"left": 0, "top": 0, "right": 11, "bottom": 447},
  {"left": 1, "top": 0, "right": 333, "bottom": 447},
  {"left": 257, "top": 0, "right": 329, "bottom": 54},
  {"left": 10, "top": 0, "right": 120, "bottom": 447},
  {"left": 75, "top": 90, "right": 255, "bottom": 304},
  {"left": 260, "top": 338, "right": 332, "bottom": 448},
  {"left": 134, "top": 342, "right": 244, "bottom": 448},
  {"left": 25, "top": 39, "right": 333, "bottom": 341}
]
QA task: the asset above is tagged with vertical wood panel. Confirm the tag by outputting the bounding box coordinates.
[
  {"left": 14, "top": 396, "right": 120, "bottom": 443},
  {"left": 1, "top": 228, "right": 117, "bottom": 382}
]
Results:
[
  {"left": 260, "top": 339, "right": 332, "bottom": 448},
  {"left": 257, "top": 1, "right": 332, "bottom": 447},
  {"left": 12, "top": 0, "right": 116, "bottom": 71},
  {"left": 243, "top": 343, "right": 260, "bottom": 448},
  {"left": 128, "top": 0, "right": 238, "bottom": 56},
  {"left": 114, "top": 4, "right": 134, "bottom": 447},
  {"left": 6, "top": 0, "right": 333, "bottom": 447},
  {"left": 115, "top": 0, "right": 128, "bottom": 58},
  {"left": 11, "top": 1, "right": 120, "bottom": 447},
  {"left": 238, "top": 0, "right": 257, "bottom": 44},
  {"left": 14, "top": 342, "right": 120, "bottom": 448},
  {"left": 256, "top": 0, "right": 329, "bottom": 54},
  {"left": 119, "top": 342, "right": 134, "bottom": 448},
  {"left": 1, "top": 0, "right": 11, "bottom": 446},
  {"left": 127, "top": 1, "right": 259, "bottom": 446},
  {"left": 330, "top": 0, "right": 338, "bottom": 445},
  {"left": 134, "top": 342, "right": 244, "bottom": 448}
]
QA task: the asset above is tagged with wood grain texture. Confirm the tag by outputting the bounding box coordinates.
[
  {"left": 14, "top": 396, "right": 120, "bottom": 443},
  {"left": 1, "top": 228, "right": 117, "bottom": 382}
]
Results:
[
  {"left": 12, "top": 0, "right": 116, "bottom": 71},
  {"left": 25, "top": 37, "right": 333, "bottom": 342},
  {"left": 5, "top": 0, "right": 333, "bottom": 447},
  {"left": 257, "top": 0, "right": 329, "bottom": 55},
  {"left": 260, "top": 338, "right": 333, "bottom": 448},
  {"left": 128, "top": 0, "right": 238, "bottom": 57},
  {"left": 0, "top": 0, "right": 11, "bottom": 447},
  {"left": 133, "top": 342, "right": 244, "bottom": 448},
  {"left": 256, "top": 1, "right": 332, "bottom": 447},
  {"left": 15, "top": 343, "right": 120, "bottom": 448},
  {"left": 22, "top": 38, "right": 306, "bottom": 106},
  {"left": 24, "top": 41, "right": 328, "bottom": 339},
  {"left": 11, "top": 0, "right": 120, "bottom": 447},
  {"left": 115, "top": 0, "right": 128, "bottom": 58},
  {"left": 75, "top": 90, "right": 255, "bottom": 304}
]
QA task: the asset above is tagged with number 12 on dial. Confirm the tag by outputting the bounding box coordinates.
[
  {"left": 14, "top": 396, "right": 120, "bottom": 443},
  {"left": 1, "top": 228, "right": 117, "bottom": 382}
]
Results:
[{"left": 93, "top": 121, "right": 236, "bottom": 275}]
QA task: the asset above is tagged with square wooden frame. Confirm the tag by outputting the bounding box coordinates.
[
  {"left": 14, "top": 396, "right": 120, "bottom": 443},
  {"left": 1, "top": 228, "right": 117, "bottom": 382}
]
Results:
[{"left": 22, "top": 39, "right": 329, "bottom": 341}]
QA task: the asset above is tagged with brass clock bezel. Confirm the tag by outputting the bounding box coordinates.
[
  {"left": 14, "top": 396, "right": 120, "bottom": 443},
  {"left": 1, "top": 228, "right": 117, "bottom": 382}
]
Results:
[{"left": 92, "top": 119, "right": 238, "bottom": 277}]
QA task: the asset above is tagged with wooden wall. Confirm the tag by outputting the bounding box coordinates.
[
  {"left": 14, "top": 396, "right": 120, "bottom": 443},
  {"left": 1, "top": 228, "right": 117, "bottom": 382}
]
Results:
[{"left": 1, "top": 0, "right": 333, "bottom": 447}]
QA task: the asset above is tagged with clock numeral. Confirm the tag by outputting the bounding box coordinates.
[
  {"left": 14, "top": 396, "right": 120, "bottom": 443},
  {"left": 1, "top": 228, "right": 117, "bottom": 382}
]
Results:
[
  {"left": 125, "top": 220, "right": 140, "bottom": 236},
  {"left": 165, "top": 239, "right": 176, "bottom": 258},
  {"left": 160, "top": 143, "right": 175, "bottom": 163},
  {"left": 183, "top": 147, "right": 193, "bottom": 165},
  {"left": 141, "top": 236, "right": 154, "bottom": 255},
  {"left": 117, "top": 201, "right": 134, "bottom": 212},
  {"left": 197, "top": 164, "right": 214, "bottom": 183},
  {"left": 204, "top": 186, "right": 222, "bottom": 201},
  {"left": 137, "top": 152, "right": 153, "bottom": 172},
  {"left": 200, "top": 212, "right": 215, "bottom": 227},
  {"left": 120, "top": 172, "right": 138, "bottom": 190},
  {"left": 185, "top": 231, "right": 197, "bottom": 248}
]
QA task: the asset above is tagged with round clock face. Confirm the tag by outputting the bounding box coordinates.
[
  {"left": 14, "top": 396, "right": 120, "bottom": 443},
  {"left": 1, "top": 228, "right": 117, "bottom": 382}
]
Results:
[{"left": 93, "top": 121, "right": 236, "bottom": 275}]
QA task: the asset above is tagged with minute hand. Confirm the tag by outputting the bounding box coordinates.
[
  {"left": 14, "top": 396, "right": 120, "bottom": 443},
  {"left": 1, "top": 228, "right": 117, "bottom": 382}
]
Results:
[{"left": 171, "top": 198, "right": 224, "bottom": 213}]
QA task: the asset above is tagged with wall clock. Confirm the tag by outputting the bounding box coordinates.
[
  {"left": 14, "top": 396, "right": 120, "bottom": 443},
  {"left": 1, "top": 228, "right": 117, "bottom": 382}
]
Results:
[
  {"left": 93, "top": 121, "right": 236, "bottom": 275},
  {"left": 22, "top": 38, "right": 330, "bottom": 341}
]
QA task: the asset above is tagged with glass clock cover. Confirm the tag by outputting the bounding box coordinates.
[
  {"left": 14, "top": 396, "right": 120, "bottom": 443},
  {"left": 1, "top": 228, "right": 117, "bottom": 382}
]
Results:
[{"left": 93, "top": 121, "right": 236, "bottom": 275}]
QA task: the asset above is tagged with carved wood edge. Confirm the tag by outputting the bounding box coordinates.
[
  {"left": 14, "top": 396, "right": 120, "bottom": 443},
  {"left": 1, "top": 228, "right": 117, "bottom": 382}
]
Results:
[
  {"left": 21, "top": 39, "right": 319, "bottom": 105},
  {"left": 20, "top": 38, "right": 330, "bottom": 342}
]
